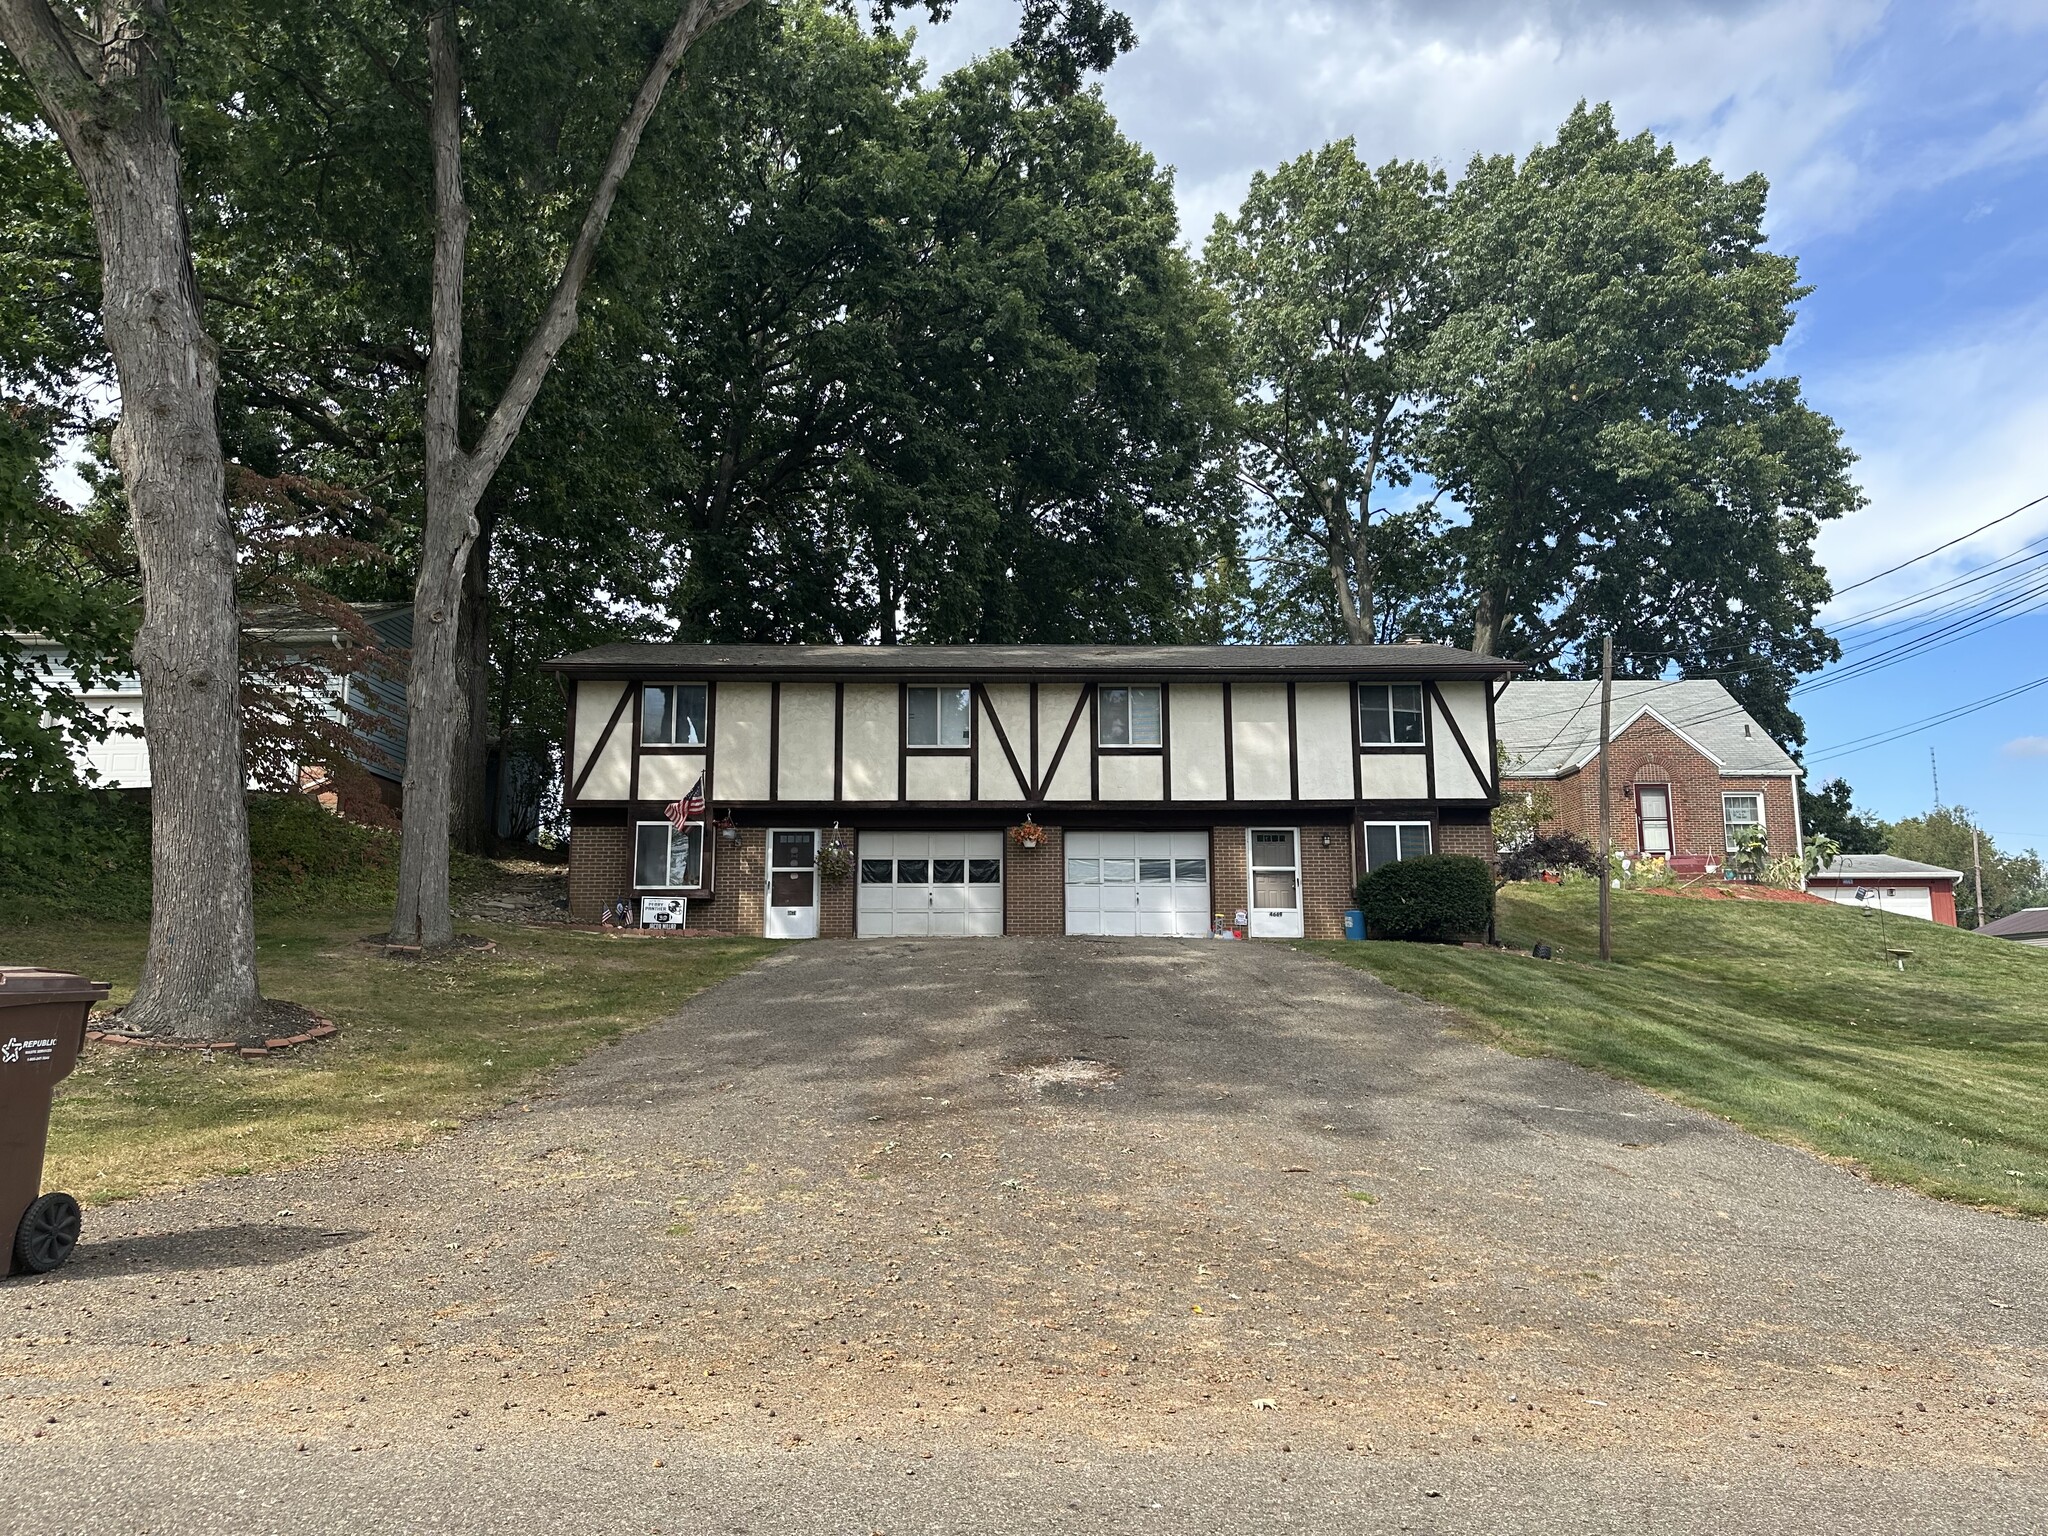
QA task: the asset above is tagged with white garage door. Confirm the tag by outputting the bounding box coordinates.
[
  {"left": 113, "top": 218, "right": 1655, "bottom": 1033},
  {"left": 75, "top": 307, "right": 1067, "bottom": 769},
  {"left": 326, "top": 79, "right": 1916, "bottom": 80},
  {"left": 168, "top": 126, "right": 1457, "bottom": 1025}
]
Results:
[
  {"left": 857, "top": 831, "right": 1005, "bottom": 937},
  {"left": 1065, "top": 831, "right": 1210, "bottom": 937}
]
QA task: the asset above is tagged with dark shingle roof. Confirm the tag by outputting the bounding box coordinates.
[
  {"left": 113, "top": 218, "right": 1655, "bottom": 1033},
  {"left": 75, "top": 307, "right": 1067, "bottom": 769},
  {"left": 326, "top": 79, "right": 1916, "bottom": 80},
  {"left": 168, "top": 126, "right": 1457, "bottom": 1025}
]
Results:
[
  {"left": 543, "top": 642, "right": 1518, "bottom": 679},
  {"left": 1811, "top": 854, "right": 1964, "bottom": 882},
  {"left": 1497, "top": 679, "right": 1799, "bottom": 777},
  {"left": 1977, "top": 906, "right": 2048, "bottom": 939}
]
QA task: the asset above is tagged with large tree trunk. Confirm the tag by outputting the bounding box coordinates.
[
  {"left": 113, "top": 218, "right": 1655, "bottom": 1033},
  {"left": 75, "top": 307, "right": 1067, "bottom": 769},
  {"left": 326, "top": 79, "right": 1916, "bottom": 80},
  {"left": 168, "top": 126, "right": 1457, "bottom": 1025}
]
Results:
[
  {"left": 451, "top": 520, "right": 493, "bottom": 854},
  {"left": 2, "top": 0, "right": 262, "bottom": 1035},
  {"left": 1470, "top": 580, "right": 1508, "bottom": 657},
  {"left": 391, "top": 0, "right": 747, "bottom": 947}
]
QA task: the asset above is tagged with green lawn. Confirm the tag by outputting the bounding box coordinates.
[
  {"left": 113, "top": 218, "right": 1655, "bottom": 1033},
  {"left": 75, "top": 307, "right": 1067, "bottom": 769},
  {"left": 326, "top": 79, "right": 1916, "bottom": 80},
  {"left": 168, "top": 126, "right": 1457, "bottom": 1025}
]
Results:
[
  {"left": 1305, "top": 883, "right": 2048, "bottom": 1216},
  {"left": 9, "top": 910, "right": 772, "bottom": 1205}
]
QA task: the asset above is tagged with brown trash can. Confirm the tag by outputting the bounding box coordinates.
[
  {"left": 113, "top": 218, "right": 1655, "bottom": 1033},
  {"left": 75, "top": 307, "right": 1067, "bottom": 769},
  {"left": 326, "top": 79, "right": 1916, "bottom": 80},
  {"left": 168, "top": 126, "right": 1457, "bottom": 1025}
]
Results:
[{"left": 0, "top": 968, "right": 107, "bottom": 1277}]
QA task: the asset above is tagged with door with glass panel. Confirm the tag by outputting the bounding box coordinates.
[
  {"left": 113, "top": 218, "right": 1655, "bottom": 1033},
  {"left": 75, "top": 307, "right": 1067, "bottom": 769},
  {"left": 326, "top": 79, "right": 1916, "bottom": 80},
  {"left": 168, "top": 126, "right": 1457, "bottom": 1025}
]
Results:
[
  {"left": 764, "top": 829, "right": 819, "bottom": 939},
  {"left": 1635, "top": 786, "right": 1673, "bottom": 856},
  {"left": 1246, "top": 828, "right": 1303, "bottom": 938}
]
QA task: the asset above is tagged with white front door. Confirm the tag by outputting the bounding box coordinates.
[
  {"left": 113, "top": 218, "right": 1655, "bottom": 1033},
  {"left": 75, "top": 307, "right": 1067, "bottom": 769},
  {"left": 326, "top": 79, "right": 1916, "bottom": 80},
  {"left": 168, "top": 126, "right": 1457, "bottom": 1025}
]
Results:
[
  {"left": 764, "top": 829, "right": 820, "bottom": 939},
  {"left": 856, "top": 831, "right": 1004, "bottom": 937},
  {"left": 1246, "top": 828, "right": 1303, "bottom": 938},
  {"left": 1064, "top": 831, "right": 1211, "bottom": 937}
]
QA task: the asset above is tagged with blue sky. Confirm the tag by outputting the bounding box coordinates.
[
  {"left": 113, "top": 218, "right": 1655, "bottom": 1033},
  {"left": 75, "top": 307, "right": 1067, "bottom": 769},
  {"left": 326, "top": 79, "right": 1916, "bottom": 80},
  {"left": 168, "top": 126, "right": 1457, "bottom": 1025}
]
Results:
[{"left": 917, "top": 0, "right": 2048, "bottom": 853}]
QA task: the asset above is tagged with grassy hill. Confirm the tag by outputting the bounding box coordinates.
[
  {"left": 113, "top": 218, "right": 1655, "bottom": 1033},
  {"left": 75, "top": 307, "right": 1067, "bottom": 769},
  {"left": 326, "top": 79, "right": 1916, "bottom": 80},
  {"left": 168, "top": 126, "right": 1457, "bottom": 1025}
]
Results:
[{"left": 1305, "top": 882, "right": 2048, "bottom": 1216}]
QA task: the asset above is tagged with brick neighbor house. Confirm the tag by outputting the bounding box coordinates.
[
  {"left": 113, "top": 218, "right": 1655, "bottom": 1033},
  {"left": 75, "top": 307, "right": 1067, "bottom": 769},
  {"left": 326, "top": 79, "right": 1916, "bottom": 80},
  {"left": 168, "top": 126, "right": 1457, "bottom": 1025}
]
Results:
[
  {"left": 544, "top": 643, "right": 1516, "bottom": 940},
  {"left": 1496, "top": 679, "right": 1802, "bottom": 872}
]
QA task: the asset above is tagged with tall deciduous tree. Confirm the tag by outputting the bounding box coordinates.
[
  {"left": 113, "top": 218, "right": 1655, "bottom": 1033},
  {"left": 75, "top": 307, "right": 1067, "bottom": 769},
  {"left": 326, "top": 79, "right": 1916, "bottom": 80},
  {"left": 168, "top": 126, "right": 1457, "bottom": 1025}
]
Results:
[
  {"left": 1202, "top": 142, "right": 1446, "bottom": 644},
  {"left": 1, "top": 0, "right": 263, "bottom": 1033}
]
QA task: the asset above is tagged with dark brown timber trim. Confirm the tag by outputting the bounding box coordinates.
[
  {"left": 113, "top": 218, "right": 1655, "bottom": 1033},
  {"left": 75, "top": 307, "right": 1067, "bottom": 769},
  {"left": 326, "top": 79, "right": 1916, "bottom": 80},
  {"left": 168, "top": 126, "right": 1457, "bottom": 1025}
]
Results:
[
  {"left": 897, "top": 684, "right": 908, "bottom": 802},
  {"left": 1160, "top": 682, "right": 1173, "bottom": 801},
  {"left": 1286, "top": 681, "right": 1299, "bottom": 801},
  {"left": 627, "top": 682, "right": 644, "bottom": 808},
  {"left": 1347, "top": 680, "right": 1363, "bottom": 802},
  {"left": 1038, "top": 683, "right": 1093, "bottom": 802},
  {"left": 569, "top": 681, "right": 634, "bottom": 801},
  {"left": 1428, "top": 680, "right": 1488, "bottom": 797},
  {"left": 1222, "top": 682, "right": 1236, "bottom": 802},
  {"left": 767, "top": 680, "right": 781, "bottom": 803},
  {"left": 704, "top": 682, "right": 719, "bottom": 806},
  {"left": 1089, "top": 687, "right": 1100, "bottom": 800},
  {"left": 970, "top": 694, "right": 981, "bottom": 800},
  {"left": 1028, "top": 682, "right": 1040, "bottom": 796},
  {"left": 1422, "top": 682, "right": 1437, "bottom": 800},
  {"left": 1483, "top": 677, "right": 1500, "bottom": 799},
  {"left": 977, "top": 683, "right": 1029, "bottom": 800},
  {"left": 832, "top": 682, "right": 845, "bottom": 802}
]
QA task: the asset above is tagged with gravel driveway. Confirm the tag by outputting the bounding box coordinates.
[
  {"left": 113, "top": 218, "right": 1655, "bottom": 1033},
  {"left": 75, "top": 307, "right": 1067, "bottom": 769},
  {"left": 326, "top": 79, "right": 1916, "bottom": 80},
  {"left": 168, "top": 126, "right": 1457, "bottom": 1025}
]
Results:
[{"left": 5, "top": 939, "right": 2044, "bottom": 1533}]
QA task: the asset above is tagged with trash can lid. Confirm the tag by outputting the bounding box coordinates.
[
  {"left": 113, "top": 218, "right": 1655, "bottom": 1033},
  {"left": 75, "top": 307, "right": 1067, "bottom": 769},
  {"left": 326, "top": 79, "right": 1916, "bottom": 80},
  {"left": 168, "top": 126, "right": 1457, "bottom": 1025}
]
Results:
[{"left": 0, "top": 968, "right": 112, "bottom": 1003}]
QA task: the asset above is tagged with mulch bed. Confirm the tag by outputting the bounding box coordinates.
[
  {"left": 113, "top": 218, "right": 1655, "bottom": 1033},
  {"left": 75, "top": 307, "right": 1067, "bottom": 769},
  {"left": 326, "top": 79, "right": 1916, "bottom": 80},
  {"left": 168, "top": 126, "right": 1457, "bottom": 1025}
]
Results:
[{"left": 89, "top": 998, "right": 339, "bottom": 1060}]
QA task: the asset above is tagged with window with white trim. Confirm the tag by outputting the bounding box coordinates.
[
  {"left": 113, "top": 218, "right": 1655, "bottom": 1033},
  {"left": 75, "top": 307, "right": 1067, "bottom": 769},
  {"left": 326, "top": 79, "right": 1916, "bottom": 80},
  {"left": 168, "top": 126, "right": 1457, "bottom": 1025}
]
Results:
[
  {"left": 1362, "top": 821, "right": 1432, "bottom": 872},
  {"left": 1358, "top": 683, "right": 1424, "bottom": 745},
  {"left": 1722, "top": 792, "right": 1764, "bottom": 852},
  {"left": 905, "top": 685, "right": 972, "bottom": 748},
  {"left": 1098, "top": 684, "right": 1162, "bottom": 747},
  {"left": 640, "top": 684, "right": 707, "bottom": 746},
  {"left": 634, "top": 819, "right": 704, "bottom": 889}
]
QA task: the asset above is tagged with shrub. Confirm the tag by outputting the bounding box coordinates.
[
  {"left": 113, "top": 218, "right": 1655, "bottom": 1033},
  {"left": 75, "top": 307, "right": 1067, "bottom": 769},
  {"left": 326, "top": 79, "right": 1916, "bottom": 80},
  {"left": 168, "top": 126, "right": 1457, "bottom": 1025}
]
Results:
[
  {"left": 1498, "top": 829, "right": 1601, "bottom": 883},
  {"left": 1352, "top": 854, "right": 1495, "bottom": 942}
]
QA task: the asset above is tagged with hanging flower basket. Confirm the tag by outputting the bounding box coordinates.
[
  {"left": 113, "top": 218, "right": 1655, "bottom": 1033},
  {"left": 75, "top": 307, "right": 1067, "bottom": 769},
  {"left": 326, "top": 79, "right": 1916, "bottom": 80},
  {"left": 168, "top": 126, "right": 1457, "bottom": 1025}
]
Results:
[
  {"left": 818, "top": 838, "right": 853, "bottom": 881},
  {"left": 714, "top": 811, "right": 739, "bottom": 841},
  {"left": 1008, "top": 818, "right": 1045, "bottom": 850}
]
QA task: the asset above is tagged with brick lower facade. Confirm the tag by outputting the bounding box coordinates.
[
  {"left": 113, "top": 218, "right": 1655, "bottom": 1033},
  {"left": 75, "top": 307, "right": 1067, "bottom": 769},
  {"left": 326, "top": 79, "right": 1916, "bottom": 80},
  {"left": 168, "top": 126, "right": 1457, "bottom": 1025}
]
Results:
[
  {"left": 567, "top": 810, "right": 1494, "bottom": 939},
  {"left": 1502, "top": 712, "right": 1799, "bottom": 863}
]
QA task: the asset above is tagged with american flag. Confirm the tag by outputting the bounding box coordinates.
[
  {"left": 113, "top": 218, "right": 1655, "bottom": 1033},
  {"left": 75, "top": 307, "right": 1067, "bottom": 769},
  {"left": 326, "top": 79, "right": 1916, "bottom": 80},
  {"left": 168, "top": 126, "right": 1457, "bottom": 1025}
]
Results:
[{"left": 665, "top": 775, "right": 706, "bottom": 829}]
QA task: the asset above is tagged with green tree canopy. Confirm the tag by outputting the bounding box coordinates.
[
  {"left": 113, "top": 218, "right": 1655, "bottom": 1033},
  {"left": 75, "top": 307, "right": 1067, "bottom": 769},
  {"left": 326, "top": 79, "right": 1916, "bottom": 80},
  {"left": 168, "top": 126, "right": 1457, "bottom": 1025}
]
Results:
[{"left": 1885, "top": 807, "right": 2045, "bottom": 928}]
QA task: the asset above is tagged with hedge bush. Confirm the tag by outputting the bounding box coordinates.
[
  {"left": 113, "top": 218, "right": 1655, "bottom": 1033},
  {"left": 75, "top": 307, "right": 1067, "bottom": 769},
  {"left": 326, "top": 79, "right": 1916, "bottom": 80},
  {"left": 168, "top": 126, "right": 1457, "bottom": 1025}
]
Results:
[{"left": 1352, "top": 853, "right": 1495, "bottom": 942}]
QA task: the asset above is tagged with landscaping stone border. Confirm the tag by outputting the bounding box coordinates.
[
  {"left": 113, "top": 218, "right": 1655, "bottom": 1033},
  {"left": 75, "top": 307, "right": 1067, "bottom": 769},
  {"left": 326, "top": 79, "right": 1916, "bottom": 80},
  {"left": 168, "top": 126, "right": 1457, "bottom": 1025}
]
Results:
[{"left": 85, "top": 1014, "right": 340, "bottom": 1060}]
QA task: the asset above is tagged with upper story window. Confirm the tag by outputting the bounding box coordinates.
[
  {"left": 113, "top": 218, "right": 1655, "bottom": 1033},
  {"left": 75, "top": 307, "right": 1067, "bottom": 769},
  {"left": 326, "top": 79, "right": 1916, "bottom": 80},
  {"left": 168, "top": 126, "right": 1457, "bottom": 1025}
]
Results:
[
  {"left": 1358, "top": 683, "right": 1424, "bottom": 745},
  {"left": 906, "top": 684, "right": 972, "bottom": 748},
  {"left": 1098, "top": 684, "right": 1162, "bottom": 747},
  {"left": 641, "top": 683, "right": 707, "bottom": 747}
]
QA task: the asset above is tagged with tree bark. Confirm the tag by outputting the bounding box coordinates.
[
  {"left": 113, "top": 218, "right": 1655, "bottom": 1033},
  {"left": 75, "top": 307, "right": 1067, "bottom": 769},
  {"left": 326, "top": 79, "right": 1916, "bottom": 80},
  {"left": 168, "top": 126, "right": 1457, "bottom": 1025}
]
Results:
[
  {"left": 2, "top": 0, "right": 262, "bottom": 1035},
  {"left": 1470, "top": 580, "right": 1508, "bottom": 657},
  {"left": 391, "top": 0, "right": 751, "bottom": 946},
  {"left": 451, "top": 517, "right": 493, "bottom": 854}
]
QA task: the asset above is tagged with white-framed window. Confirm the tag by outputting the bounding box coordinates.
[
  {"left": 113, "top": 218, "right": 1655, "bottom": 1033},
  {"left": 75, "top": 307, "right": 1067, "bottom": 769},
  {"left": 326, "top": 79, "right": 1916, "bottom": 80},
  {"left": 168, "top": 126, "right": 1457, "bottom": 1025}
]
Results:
[
  {"left": 905, "top": 684, "right": 972, "bottom": 748},
  {"left": 1722, "top": 792, "right": 1764, "bottom": 852},
  {"left": 634, "top": 819, "right": 704, "bottom": 889},
  {"left": 1358, "top": 683, "right": 1425, "bottom": 745},
  {"left": 862, "top": 853, "right": 1000, "bottom": 885},
  {"left": 1362, "top": 821, "right": 1432, "bottom": 872},
  {"left": 640, "top": 683, "right": 707, "bottom": 746},
  {"left": 1098, "top": 684, "right": 1163, "bottom": 747}
]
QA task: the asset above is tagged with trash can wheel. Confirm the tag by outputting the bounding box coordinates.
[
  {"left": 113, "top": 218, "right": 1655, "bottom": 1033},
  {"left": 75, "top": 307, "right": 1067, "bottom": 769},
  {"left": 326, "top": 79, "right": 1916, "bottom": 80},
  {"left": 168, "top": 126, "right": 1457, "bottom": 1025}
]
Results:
[{"left": 13, "top": 1192, "right": 82, "bottom": 1275}]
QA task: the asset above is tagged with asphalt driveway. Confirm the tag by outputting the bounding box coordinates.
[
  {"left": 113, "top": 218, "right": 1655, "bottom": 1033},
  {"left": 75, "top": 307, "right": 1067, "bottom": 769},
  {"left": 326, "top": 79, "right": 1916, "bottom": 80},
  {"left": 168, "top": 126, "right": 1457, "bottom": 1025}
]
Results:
[{"left": 5, "top": 938, "right": 2044, "bottom": 1533}]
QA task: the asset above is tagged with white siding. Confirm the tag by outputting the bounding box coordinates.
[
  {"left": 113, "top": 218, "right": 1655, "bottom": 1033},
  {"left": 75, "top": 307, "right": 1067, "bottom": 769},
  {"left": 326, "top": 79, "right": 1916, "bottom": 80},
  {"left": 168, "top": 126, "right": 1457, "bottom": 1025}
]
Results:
[
  {"left": 1037, "top": 684, "right": 1092, "bottom": 801},
  {"left": 714, "top": 681, "right": 771, "bottom": 802},
  {"left": 1169, "top": 683, "right": 1226, "bottom": 800},
  {"left": 573, "top": 680, "right": 631, "bottom": 801},
  {"left": 840, "top": 684, "right": 896, "bottom": 800},
  {"left": 979, "top": 684, "right": 1033, "bottom": 798},
  {"left": 1230, "top": 683, "right": 1291, "bottom": 801},
  {"left": 1294, "top": 683, "right": 1353, "bottom": 799},
  {"left": 1097, "top": 753, "right": 1164, "bottom": 801},
  {"left": 776, "top": 683, "right": 836, "bottom": 801},
  {"left": 1359, "top": 751, "right": 1430, "bottom": 800},
  {"left": 638, "top": 753, "right": 705, "bottom": 802},
  {"left": 905, "top": 753, "right": 971, "bottom": 801},
  {"left": 1430, "top": 680, "right": 1492, "bottom": 800}
]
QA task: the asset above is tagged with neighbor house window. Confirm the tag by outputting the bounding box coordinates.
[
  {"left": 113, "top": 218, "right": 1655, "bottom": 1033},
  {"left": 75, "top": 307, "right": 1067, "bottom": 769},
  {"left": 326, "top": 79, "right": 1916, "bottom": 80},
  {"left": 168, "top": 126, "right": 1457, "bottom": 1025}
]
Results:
[
  {"left": 634, "top": 819, "right": 704, "bottom": 889},
  {"left": 906, "top": 684, "right": 972, "bottom": 748},
  {"left": 1362, "top": 821, "right": 1432, "bottom": 872},
  {"left": 1358, "top": 683, "right": 1424, "bottom": 745},
  {"left": 1722, "top": 792, "right": 1764, "bottom": 851},
  {"left": 1098, "top": 684, "right": 1163, "bottom": 747},
  {"left": 641, "top": 684, "right": 707, "bottom": 746}
]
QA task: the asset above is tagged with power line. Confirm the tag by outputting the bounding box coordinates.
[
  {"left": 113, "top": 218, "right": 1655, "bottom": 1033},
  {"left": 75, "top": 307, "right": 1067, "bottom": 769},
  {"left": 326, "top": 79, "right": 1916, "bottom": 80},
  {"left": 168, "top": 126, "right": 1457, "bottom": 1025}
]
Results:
[
  {"left": 1831, "top": 490, "right": 2048, "bottom": 597},
  {"left": 1805, "top": 672, "right": 2048, "bottom": 762}
]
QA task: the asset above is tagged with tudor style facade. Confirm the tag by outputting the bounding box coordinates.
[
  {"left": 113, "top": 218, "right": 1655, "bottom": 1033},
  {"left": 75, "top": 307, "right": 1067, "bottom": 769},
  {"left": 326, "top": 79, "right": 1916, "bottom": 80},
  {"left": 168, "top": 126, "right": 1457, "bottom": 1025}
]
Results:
[{"left": 546, "top": 643, "right": 1516, "bottom": 939}]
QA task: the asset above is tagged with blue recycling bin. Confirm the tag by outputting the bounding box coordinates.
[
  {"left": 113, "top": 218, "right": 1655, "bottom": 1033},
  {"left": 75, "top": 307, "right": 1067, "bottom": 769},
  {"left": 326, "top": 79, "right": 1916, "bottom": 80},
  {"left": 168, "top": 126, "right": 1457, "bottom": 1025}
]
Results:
[{"left": 1343, "top": 908, "right": 1366, "bottom": 941}]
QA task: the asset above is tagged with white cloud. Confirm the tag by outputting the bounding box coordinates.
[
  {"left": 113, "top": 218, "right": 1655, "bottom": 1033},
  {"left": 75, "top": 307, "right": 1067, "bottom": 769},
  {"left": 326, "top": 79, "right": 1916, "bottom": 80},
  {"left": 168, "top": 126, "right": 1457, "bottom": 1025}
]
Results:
[{"left": 2004, "top": 735, "right": 2048, "bottom": 759}]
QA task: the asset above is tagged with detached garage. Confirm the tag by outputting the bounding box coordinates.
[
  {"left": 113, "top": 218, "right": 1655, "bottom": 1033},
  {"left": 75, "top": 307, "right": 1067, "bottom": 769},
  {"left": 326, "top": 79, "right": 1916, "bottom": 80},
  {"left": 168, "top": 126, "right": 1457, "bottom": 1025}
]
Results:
[
  {"left": 857, "top": 831, "right": 1005, "bottom": 937},
  {"left": 1806, "top": 854, "right": 1962, "bottom": 926},
  {"left": 1064, "top": 831, "right": 1211, "bottom": 937}
]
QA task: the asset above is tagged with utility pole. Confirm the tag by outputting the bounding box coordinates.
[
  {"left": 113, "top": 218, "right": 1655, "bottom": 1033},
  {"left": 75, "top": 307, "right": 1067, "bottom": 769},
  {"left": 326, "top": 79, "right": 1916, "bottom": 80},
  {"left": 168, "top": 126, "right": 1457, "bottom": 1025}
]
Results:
[
  {"left": 1598, "top": 634, "right": 1614, "bottom": 964},
  {"left": 1931, "top": 748, "right": 1941, "bottom": 810},
  {"left": 1971, "top": 821, "right": 1986, "bottom": 930}
]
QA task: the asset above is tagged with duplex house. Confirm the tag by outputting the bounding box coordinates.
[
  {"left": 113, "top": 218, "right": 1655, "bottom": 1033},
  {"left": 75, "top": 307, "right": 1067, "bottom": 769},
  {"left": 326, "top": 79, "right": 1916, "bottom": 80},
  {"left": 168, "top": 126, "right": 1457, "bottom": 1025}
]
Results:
[
  {"left": 545, "top": 643, "right": 1515, "bottom": 939},
  {"left": 1497, "top": 679, "right": 1803, "bottom": 869}
]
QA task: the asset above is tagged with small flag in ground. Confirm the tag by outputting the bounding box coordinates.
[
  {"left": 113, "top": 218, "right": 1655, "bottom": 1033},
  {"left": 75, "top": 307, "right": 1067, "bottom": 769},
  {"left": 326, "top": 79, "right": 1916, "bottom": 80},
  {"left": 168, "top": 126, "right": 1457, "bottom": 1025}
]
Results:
[{"left": 666, "top": 776, "right": 706, "bottom": 829}]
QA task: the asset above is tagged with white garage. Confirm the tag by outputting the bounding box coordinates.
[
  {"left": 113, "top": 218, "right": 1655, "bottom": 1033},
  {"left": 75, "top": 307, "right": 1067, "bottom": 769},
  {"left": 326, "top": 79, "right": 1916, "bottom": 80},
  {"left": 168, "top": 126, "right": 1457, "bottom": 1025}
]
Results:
[
  {"left": 857, "top": 831, "right": 1005, "bottom": 937},
  {"left": 1064, "top": 830, "right": 1211, "bottom": 937}
]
